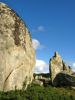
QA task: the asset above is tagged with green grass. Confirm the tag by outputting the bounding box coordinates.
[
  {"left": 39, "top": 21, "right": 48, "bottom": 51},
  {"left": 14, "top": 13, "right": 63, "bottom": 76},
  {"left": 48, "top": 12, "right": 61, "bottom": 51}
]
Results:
[{"left": 0, "top": 83, "right": 75, "bottom": 100}]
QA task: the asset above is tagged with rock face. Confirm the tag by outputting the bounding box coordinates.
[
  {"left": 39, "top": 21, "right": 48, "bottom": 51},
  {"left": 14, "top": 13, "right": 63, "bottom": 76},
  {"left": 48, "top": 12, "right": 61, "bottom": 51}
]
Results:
[
  {"left": 0, "top": 3, "right": 35, "bottom": 91},
  {"left": 49, "top": 52, "right": 74, "bottom": 86},
  {"left": 52, "top": 73, "right": 75, "bottom": 87},
  {"left": 33, "top": 73, "right": 50, "bottom": 86}
]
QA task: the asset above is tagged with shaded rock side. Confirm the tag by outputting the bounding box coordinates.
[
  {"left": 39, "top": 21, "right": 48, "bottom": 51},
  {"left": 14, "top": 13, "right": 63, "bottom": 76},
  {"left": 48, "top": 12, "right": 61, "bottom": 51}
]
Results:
[
  {"left": 53, "top": 72, "right": 75, "bottom": 87},
  {"left": 0, "top": 3, "right": 35, "bottom": 91},
  {"left": 49, "top": 52, "right": 73, "bottom": 85}
]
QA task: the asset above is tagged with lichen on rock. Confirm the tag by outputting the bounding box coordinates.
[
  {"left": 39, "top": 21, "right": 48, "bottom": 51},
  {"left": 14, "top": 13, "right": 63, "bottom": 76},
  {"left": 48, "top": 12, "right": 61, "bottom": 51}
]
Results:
[{"left": 0, "top": 2, "right": 35, "bottom": 91}]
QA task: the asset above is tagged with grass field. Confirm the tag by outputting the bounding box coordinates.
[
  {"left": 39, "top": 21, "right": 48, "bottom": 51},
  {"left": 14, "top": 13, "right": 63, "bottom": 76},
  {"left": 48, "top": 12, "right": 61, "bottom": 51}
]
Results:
[{"left": 0, "top": 83, "right": 75, "bottom": 100}]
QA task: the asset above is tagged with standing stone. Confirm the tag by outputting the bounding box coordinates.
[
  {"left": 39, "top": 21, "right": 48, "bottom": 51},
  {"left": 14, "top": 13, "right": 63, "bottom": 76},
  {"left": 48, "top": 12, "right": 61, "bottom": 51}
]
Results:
[
  {"left": 49, "top": 52, "right": 73, "bottom": 86},
  {"left": 0, "top": 2, "right": 35, "bottom": 91},
  {"left": 49, "top": 52, "right": 63, "bottom": 82}
]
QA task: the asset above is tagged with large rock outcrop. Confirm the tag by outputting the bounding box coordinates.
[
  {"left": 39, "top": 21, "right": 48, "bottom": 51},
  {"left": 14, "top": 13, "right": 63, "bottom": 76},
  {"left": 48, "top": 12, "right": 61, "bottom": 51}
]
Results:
[
  {"left": 49, "top": 52, "right": 75, "bottom": 86},
  {"left": 0, "top": 2, "right": 35, "bottom": 91}
]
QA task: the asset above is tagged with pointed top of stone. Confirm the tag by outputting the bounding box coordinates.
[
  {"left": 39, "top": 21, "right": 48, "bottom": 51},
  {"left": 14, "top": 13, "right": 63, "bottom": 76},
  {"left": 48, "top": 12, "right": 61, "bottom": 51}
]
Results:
[{"left": 54, "top": 51, "right": 61, "bottom": 58}]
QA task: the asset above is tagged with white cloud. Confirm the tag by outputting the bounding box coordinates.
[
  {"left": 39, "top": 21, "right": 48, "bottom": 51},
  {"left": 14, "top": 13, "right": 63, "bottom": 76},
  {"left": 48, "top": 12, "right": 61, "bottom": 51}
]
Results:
[
  {"left": 34, "top": 59, "right": 49, "bottom": 73},
  {"left": 37, "top": 26, "right": 45, "bottom": 32},
  {"left": 32, "top": 39, "right": 40, "bottom": 50},
  {"left": 32, "top": 25, "right": 45, "bottom": 33},
  {"left": 32, "top": 39, "right": 45, "bottom": 50},
  {"left": 72, "top": 63, "right": 75, "bottom": 72}
]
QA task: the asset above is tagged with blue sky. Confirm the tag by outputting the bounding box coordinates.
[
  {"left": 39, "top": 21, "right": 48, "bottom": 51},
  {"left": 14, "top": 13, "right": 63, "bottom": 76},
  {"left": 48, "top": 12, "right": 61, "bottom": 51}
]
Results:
[{"left": 1, "top": 0, "right": 75, "bottom": 73}]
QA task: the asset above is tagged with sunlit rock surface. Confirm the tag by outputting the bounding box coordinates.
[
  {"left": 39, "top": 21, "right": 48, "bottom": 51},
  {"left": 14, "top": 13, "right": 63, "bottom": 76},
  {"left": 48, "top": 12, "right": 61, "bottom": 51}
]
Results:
[
  {"left": 0, "top": 2, "right": 35, "bottom": 91},
  {"left": 49, "top": 52, "right": 75, "bottom": 86}
]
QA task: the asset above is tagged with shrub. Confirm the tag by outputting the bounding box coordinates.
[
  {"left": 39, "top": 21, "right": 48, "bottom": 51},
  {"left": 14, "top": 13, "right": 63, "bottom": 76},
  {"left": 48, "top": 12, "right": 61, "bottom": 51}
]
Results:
[{"left": 0, "top": 84, "right": 75, "bottom": 100}]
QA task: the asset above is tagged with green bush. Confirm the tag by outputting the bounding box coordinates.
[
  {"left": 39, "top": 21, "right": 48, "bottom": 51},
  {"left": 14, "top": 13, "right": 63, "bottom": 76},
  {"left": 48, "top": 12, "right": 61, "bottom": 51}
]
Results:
[{"left": 0, "top": 84, "right": 75, "bottom": 100}]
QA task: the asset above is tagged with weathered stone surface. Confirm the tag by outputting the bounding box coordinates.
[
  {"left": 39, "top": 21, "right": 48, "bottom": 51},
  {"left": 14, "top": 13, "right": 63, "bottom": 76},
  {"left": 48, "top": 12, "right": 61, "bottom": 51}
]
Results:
[
  {"left": 49, "top": 52, "right": 63, "bottom": 82},
  {"left": 0, "top": 2, "right": 35, "bottom": 91},
  {"left": 53, "top": 72, "right": 75, "bottom": 87},
  {"left": 33, "top": 73, "right": 51, "bottom": 86},
  {"left": 49, "top": 52, "right": 73, "bottom": 86}
]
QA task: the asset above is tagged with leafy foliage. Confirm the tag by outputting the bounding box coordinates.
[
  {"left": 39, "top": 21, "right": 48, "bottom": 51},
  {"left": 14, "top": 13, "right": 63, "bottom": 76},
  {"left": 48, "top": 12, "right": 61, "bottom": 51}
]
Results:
[{"left": 0, "top": 84, "right": 75, "bottom": 100}]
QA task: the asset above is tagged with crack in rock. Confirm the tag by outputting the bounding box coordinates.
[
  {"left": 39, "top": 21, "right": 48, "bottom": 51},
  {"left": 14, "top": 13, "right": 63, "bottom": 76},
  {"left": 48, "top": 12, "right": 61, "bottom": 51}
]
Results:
[{"left": 3, "top": 63, "right": 23, "bottom": 91}]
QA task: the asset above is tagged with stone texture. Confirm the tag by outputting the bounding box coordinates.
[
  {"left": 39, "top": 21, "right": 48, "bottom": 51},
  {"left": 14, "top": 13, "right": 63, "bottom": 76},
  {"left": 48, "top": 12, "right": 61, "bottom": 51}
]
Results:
[
  {"left": 53, "top": 72, "right": 75, "bottom": 87},
  {"left": 0, "top": 2, "right": 35, "bottom": 91},
  {"left": 49, "top": 52, "right": 73, "bottom": 86},
  {"left": 49, "top": 52, "right": 63, "bottom": 82},
  {"left": 33, "top": 73, "right": 51, "bottom": 86}
]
